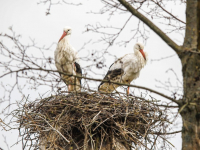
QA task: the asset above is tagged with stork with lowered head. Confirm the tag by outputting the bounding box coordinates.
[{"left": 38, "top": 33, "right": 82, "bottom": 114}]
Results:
[{"left": 98, "top": 43, "right": 147, "bottom": 95}]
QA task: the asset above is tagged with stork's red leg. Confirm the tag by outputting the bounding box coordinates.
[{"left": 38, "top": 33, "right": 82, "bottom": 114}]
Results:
[
  {"left": 127, "top": 87, "right": 130, "bottom": 95},
  {"left": 68, "top": 78, "right": 73, "bottom": 92},
  {"left": 68, "top": 85, "right": 71, "bottom": 91}
]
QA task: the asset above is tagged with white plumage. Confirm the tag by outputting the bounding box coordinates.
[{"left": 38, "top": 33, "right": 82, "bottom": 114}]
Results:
[
  {"left": 98, "top": 43, "right": 147, "bottom": 94},
  {"left": 55, "top": 26, "right": 82, "bottom": 92}
]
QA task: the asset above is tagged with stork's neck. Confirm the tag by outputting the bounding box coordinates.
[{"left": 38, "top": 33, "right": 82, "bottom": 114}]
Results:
[
  {"left": 56, "top": 36, "right": 72, "bottom": 53},
  {"left": 58, "top": 35, "right": 71, "bottom": 48},
  {"left": 134, "top": 48, "right": 147, "bottom": 62},
  {"left": 134, "top": 48, "right": 141, "bottom": 57},
  {"left": 134, "top": 48, "right": 138, "bottom": 54},
  {"left": 62, "top": 35, "right": 70, "bottom": 43}
]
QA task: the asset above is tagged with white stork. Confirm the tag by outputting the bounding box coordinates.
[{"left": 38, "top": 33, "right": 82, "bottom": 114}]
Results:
[
  {"left": 98, "top": 43, "right": 147, "bottom": 94},
  {"left": 55, "top": 26, "right": 82, "bottom": 92}
]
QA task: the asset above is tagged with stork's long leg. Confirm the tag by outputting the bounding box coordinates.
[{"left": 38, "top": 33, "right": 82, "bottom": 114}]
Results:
[
  {"left": 68, "top": 78, "right": 73, "bottom": 92},
  {"left": 68, "top": 85, "right": 71, "bottom": 91},
  {"left": 127, "top": 86, "right": 130, "bottom": 95},
  {"left": 73, "top": 63, "right": 76, "bottom": 91}
]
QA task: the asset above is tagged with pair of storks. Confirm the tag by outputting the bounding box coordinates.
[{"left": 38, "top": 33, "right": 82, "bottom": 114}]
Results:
[{"left": 55, "top": 26, "right": 147, "bottom": 94}]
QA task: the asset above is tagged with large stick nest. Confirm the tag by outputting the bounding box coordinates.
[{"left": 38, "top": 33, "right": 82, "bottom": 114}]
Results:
[{"left": 15, "top": 92, "right": 168, "bottom": 150}]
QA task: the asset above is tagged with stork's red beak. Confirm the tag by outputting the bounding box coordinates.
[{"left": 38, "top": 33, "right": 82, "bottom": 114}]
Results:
[
  {"left": 139, "top": 49, "right": 146, "bottom": 60},
  {"left": 58, "top": 31, "right": 67, "bottom": 43}
]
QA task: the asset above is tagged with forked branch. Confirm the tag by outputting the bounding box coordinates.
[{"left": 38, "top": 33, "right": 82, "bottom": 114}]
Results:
[{"left": 117, "top": 0, "right": 182, "bottom": 53}]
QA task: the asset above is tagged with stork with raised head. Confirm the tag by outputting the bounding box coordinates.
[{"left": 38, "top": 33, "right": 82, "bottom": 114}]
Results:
[
  {"left": 55, "top": 26, "right": 82, "bottom": 92},
  {"left": 98, "top": 43, "right": 147, "bottom": 95}
]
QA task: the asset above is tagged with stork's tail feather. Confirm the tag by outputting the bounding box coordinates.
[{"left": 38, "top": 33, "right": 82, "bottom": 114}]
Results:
[{"left": 98, "top": 83, "right": 120, "bottom": 94}]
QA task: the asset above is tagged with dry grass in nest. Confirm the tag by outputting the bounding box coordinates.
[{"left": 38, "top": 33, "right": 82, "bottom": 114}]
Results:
[{"left": 14, "top": 92, "right": 169, "bottom": 149}]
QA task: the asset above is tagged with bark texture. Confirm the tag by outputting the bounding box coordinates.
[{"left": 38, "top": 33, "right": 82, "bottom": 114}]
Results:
[{"left": 179, "top": 0, "right": 200, "bottom": 149}]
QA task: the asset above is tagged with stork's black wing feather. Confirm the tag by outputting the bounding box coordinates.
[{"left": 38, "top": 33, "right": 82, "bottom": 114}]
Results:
[
  {"left": 75, "top": 62, "right": 82, "bottom": 85},
  {"left": 98, "top": 63, "right": 123, "bottom": 88}
]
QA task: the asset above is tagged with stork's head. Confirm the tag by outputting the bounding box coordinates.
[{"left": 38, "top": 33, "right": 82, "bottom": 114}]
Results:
[
  {"left": 134, "top": 43, "right": 146, "bottom": 60},
  {"left": 58, "top": 26, "right": 72, "bottom": 43}
]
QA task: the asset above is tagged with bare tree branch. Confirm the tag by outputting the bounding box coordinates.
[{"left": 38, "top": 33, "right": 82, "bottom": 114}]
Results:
[
  {"left": 0, "top": 61, "right": 180, "bottom": 105},
  {"left": 151, "top": 0, "right": 185, "bottom": 24},
  {"left": 117, "top": 0, "right": 182, "bottom": 53}
]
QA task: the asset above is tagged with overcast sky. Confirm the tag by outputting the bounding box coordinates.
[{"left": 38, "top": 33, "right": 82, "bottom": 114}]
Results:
[{"left": 0, "top": 0, "right": 185, "bottom": 149}]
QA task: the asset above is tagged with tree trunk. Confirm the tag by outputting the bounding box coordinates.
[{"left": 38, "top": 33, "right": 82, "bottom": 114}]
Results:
[
  {"left": 180, "top": 0, "right": 200, "bottom": 149},
  {"left": 180, "top": 53, "right": 200, "bottom": 149}
]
